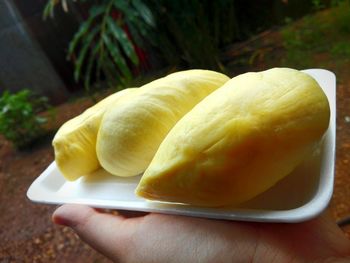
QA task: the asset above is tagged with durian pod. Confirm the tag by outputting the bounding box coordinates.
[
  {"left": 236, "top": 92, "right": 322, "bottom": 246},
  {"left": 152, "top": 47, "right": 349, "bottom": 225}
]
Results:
[
  {"left": 53, "top": 88, "right": 137, "bottom": 181},
  {"left": 136, "top": 68, "right": 330, "bottom": 207},
  {"left": 96, "top": 70, "right": 230, "bottom": 177}
]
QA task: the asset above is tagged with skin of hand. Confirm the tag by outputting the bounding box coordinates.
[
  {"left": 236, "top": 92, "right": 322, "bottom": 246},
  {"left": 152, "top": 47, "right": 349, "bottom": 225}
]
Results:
[{"left": 52, "top": 204, "right": 350, "bottom": 263}]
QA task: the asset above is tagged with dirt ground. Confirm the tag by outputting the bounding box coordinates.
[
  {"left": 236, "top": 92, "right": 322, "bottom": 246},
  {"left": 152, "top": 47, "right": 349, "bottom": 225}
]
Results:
[
  {"left": 0, "top": 99, "right": 112, "bottom": 263},
  {"left": 1, "top": 41, "right": 350, "bottom": 263}
]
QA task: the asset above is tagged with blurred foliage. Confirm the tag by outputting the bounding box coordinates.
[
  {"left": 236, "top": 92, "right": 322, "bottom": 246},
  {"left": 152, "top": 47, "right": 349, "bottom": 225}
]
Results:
[
  {"left": 44, "top": 0, "right": 155, "bottom": 90},
  {"left": 44, "top": 0, "right": 266, "bottom": 89},
  {"left": 281, "top": 0, "right": 350, "bottom": 68},
  {"left": 331, "top": 41, "right": 350, "bottom": 56},
  {"left": 312, "top": 0, "right": 326, "bottom": 10},
  {"left": 43, "top": 0, "right": 72, "bottom": 16},
  {"left": 147, "top": 0, "right": 239, "bottom": 71},
  {"left": 0, "top": 90, "right": 51, "bottom": 149},
  {"left": 44, "top": 0, "right": 346, "bottom": 89}
]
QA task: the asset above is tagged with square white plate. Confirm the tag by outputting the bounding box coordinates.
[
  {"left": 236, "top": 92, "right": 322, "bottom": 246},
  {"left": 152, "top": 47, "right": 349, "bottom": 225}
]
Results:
[{"left": 27, "top": 69, "right": 336, "bottom": 223}]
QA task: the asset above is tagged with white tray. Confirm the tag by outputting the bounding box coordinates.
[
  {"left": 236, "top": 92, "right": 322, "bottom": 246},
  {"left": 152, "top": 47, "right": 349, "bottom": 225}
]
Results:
[{"left": 27, "top": 69, "right": 336, "bottom": 223}]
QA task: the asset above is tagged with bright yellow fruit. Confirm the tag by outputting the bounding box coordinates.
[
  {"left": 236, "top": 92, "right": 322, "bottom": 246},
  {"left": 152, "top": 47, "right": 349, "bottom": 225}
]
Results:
[
  {"left": 96, "top": 70, "right": 230, "bottom": 177},
  {"left": 53, "top": 88, "right": 137, "bottom": 181},
  {"left": 136, "top": 68, "right": 330, "bottom": 207}
]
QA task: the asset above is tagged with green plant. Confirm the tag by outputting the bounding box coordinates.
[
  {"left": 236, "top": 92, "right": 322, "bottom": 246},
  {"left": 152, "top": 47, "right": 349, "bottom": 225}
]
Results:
[
  {"left": 45, "top": 0, "right": 246, "bottom": 85},
  {"left": 0, "top": 90, "right": 50, "bottom": 149},
  {"left": 281, "top": 7, "right": 335, "bottom": 68},
  {"left": 312, "top": 0, "right": 326, "bottom": 10},
  {"left": 147, "top": 0, "right": 239, "bottom": 70},
  {"left": 333, "top": 1, "right": 350, "bottom": 33},
  {"left": 44, "top": 0, "right": 155, "bottom": 90},
  {"left": 331, "top": 41, "right": 350, "bottom": 56},
  {"left": 43, "top": 0, "right": 70, "bottom": 16},
  {"left": 281, "top": 29, "right": 317, "bottom": 67},
  {"left": 282, "top": 14, "right": 327, "bottom": 50},
  {"left": 331, "top": 0, "right": 350, "bottom": 7}
]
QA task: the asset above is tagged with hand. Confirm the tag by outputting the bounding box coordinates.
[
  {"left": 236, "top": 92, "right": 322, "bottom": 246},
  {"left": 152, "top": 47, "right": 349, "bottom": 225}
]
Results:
[{"left": 53, "top": 204, "right": 350, "bottom": 263}]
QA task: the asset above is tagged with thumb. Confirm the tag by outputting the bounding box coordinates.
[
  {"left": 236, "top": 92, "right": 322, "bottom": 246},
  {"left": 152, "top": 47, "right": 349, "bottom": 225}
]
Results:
[{"left": 52, "top": 204, "right": 133, "bottom": 261}]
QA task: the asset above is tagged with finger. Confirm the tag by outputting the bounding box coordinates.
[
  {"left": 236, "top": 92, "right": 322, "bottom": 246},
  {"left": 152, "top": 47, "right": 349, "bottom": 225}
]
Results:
[{"left": 52, "top": 204, "right": 135, "bottom": 261}]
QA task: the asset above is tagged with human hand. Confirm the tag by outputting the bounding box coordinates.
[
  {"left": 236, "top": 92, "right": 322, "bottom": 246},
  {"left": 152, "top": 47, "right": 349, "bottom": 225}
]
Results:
[{"left": 53, "top": 204, "right": 350, "bottom": 263}]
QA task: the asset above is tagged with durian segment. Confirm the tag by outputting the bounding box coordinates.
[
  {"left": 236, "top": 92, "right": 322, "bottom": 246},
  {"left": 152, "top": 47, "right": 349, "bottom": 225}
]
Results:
[
  {"left": 96, "top": 70, "right": 230, "bottom": 177},
  {"left": 53, "top": 88, "right": 137, "bottom": 181},
  {"left": 136, "top": 68, "right": 330, "bottom": 207}
]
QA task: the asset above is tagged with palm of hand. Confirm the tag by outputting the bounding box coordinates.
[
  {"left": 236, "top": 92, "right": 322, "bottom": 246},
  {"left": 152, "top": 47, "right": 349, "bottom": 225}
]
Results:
[{"left": 53, "top": 205, "right": 350, "bottom": 263}]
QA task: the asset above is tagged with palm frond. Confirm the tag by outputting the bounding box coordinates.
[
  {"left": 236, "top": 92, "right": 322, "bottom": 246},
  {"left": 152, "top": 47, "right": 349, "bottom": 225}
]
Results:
[
  {"left": 131, "top": 0, "right": 155, "bottom": 27},
  {"left": 84, "top": 43, "right": 101, "bottom": 90},
  {"left": 44, "top": 0, "right": 157, "bottom": 90},
  {"left": 106, "top": 16, "right": 139, "bottom": 65},
  {"left": 67, "top": 5, "right": 105, "bottom": 57},
  {"left": 102, "top": 34, "right": 132, "bottom": 80},
  {"left": 74, "top": 26, "right": 100, "bottom": 82}
]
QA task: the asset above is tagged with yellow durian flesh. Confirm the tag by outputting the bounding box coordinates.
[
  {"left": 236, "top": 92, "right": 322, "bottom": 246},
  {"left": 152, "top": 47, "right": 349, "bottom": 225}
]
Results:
[
  {"left": 96, "top": 70, "right": 230, "bottom": 177},
  {"left": 53, "top": 88, "right": 137, "bottom": 181},
  {"left": 136, "top": 68, "right": 330, "bottom": 207}
]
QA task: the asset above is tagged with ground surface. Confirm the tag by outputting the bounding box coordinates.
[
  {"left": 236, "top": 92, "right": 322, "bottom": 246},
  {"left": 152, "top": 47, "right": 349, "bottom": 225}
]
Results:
[
  {"left": 0, "top": 99, "right": 112, "bottom": 263},
  {"left": 1, "top": 10, "right": 350, "bottom": 262}
]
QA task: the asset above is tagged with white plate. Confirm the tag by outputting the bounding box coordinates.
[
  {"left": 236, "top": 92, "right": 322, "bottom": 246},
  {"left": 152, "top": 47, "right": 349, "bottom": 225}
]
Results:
[{"left": 27, "top": 69, "right": 336, "bottom": 223}]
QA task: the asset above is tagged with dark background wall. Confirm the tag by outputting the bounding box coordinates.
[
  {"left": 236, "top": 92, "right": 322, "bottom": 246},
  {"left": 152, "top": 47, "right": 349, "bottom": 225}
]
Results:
[
  {"left": 0, "top": 0, "right": 84, "bottom": 104},
  {"left": 12, "top": 0, "right": 87, "bottom": 91}
]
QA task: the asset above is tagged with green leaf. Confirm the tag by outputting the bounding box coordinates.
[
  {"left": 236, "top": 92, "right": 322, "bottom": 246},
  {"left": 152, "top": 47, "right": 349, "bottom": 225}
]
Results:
[
  {"left": 68, "top": 22, "right": 93, "bottom": 58},
  {"left": 95, "top": 41, "right": 107, "bottom": 83},
  {"left": 102, "top": 34, "right": 132, "bottom": 80},
  {"left": 74, "top": 26, "right": 100, "bottom": 82},
  {"left": 89, "top": 4, "right": 108, "bottom": 18},
  {"left": 106, "top": 16, "right": 139, "bottom": 65},
  {"left": 84, "top": 42, "right": 101, "bottom": 90},
  {"left": 67, "top": 5, "right": 105, "bottom": 57},
  {"left": 113, "top": 0, "right": 152, "bottom": 41},
  {"left": 102, "top": 58, "right": 121, "bottom": 87},
  {"left": 0, "top": 89, "right": 50, "bottom": 149},
  {"left": 42, "top": 1, "right": 55, "bottom": 20},
  {"left": 125, "top": 21, "right": 143, "bottom": 44},
  {"left": 126, "top": 14, "right": 149, "bottom": 37},
  {"left": 113, "top": 1, "right": 135, "bottom": 17},
  {"left": 131, "top": 0, "right": 155, "bottom": 27}
]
